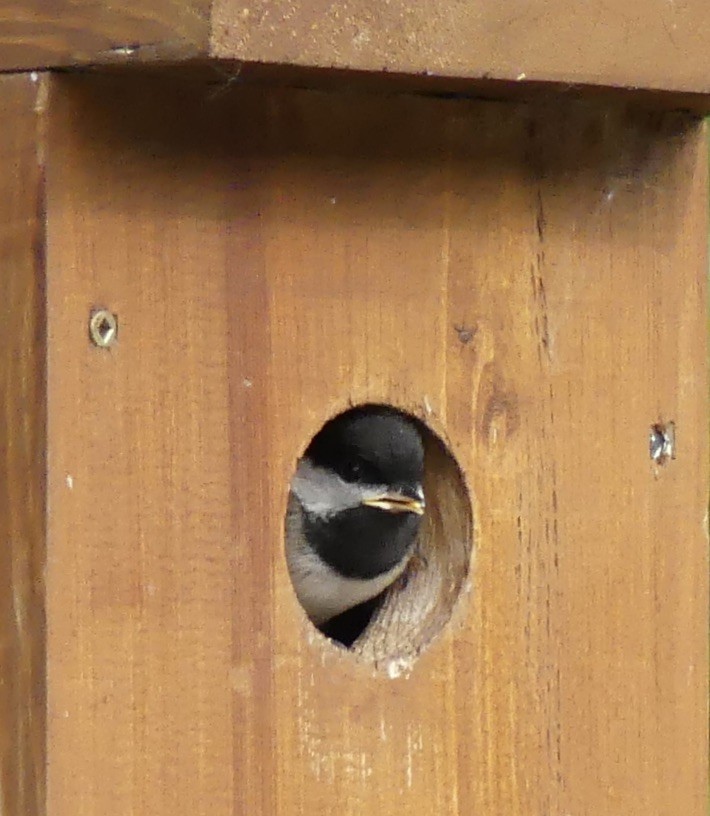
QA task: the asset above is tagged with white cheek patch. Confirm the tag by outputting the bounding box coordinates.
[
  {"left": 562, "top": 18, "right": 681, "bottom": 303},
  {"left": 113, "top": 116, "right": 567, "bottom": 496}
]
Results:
[
  {"left": 291, "top": 457, "right": 386, "bottom": 517},
  {"left": 287, "top": 535, "right": 410, "bottom": 624}
]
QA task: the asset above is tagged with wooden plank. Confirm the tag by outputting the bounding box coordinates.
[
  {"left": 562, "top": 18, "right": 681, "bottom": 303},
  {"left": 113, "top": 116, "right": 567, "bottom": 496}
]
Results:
[
  {"left": 0, "top": 0, "right": 210, "bottom": 70},
  {"left": 0, "top": 72, "right": 47, "bottom": 816},
  {"left": 44, "top": 72, "right": 236, "bottom": 816},
  {"left": 210, "top": 0, "right": 710, "bottom": 96},
  {"left": 3, "top": 0, "right": 710, "bottom": 101},
  {"left": 44, "top": 71, "right": 707, "bottom": 815}
]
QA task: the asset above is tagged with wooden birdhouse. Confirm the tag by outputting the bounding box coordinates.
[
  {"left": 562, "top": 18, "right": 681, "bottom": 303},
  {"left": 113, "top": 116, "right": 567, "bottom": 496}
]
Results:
[{"left": 1, "top": 3, "right": 707, "bottom": 815}]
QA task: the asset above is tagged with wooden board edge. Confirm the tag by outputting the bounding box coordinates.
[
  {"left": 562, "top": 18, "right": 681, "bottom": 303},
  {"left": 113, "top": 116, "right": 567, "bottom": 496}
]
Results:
[
  {"left": 0, "top": 1, "right": 210, "bottom": 72},
  {"left": 0, "top": 72, "right": 48, "bottom": 816},
  {"left": 209, "top": 0, "right": 710, "bottom": 99}
]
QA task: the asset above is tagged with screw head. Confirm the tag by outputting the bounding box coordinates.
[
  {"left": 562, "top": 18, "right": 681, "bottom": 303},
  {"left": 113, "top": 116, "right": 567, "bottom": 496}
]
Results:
[
  {"left": 89, "top": 309, "right": 118, "bottom": 348},
  {"left": 649, "top": 422, "right": 675, "bottom": 464}
]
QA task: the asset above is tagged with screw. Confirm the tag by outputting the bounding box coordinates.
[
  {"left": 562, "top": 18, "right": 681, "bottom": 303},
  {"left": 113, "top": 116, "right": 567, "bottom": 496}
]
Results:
[
  {"left": 454, "top": 324, "right": 475, "bottom": 345},
  {"left": 649, "top": 422, "right": 675, "bottom": 464},
  {"left": 89, "top": 309, "right": 118, "bottom": 348}
]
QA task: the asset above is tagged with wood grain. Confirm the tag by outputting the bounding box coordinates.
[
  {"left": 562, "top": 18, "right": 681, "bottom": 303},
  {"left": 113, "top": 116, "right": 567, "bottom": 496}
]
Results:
[
  {"left": 44, "top": 71, "right": 707, "bottom": 815},
  {"left": 210, "top": 0, "right": 710, "bottom": 96},
  {"left": 3, "top": 0, "right": 710, "bottom": 103},
  {"left": 0, "top": 0, "right": 210, "bottom": 70},
  {"left": 0, "top": 73, "right": 47, "bottom": 816}
]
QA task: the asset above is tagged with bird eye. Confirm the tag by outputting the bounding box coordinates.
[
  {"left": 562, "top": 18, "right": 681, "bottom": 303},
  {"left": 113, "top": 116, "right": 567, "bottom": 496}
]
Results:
[{"left": 341, "top": 457, "right": 366, "bottom": 482}]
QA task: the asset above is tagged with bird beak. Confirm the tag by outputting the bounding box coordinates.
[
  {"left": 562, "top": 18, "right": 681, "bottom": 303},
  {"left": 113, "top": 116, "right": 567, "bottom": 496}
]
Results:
[{"left": 362, "top": 489, "right": 425, "bottom": 516}]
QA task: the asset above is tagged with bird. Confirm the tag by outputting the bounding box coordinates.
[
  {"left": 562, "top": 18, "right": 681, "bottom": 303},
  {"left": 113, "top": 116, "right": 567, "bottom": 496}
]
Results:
[{"left": 286, "top": 407, "right": 425, "bottom": 644}]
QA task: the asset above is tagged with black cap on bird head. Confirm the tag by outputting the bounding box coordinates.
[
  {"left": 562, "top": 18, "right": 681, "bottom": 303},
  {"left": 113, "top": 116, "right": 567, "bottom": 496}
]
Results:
[{"left": 305, "top": 406, "right": 425, "bottom": 493}]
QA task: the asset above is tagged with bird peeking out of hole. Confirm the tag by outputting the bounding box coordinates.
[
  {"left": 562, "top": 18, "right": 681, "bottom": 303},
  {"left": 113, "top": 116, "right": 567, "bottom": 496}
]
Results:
[{"left": 286, "top": 408, "right": 425, "bottom": 646}]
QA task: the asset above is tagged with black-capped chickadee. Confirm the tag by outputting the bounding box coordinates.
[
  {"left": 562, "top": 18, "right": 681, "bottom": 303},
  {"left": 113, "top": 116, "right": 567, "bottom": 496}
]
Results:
[{"left": 286, "top": 408, "right": 425, "bottom": 640}]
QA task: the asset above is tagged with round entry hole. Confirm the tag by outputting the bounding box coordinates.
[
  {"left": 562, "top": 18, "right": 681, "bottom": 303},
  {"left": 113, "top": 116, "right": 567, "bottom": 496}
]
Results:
[{"left": 284, "top": 404, "right": 473, "bottom": 673}]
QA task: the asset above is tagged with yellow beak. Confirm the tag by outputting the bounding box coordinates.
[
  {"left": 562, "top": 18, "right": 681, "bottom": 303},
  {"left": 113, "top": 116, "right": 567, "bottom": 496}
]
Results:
[{"left": 361, "top": 493, "right": 425, "bottom": 515}]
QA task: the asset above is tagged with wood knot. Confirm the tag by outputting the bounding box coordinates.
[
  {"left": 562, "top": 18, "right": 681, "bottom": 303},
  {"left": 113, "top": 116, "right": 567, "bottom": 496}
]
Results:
[{"left": 478, "top": 368, "right": 520, "bottom": 447}]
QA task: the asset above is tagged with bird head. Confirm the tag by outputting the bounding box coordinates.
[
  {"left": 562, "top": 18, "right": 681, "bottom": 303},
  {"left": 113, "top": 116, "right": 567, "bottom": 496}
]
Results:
[{"left": 292, "top": 408, "right": 425, "bottom": 580}]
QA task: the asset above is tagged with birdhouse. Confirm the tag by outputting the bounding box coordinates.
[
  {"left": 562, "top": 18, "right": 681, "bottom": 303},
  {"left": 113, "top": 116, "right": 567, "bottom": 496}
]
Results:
[{"left": 1, "top": 3, "right": 707, "bottom": 815}]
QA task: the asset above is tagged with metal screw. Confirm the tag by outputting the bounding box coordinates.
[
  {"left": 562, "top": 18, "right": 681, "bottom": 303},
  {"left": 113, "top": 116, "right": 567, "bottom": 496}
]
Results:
[
  {"left": 454, "top": 324, "right": 475, "bottom": 345},
  {"left": 649, "top": 422, "right": 675, "bottom": 464},
  {"left": 89, "top": 309, "right": 118, "bottom": 348}
]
